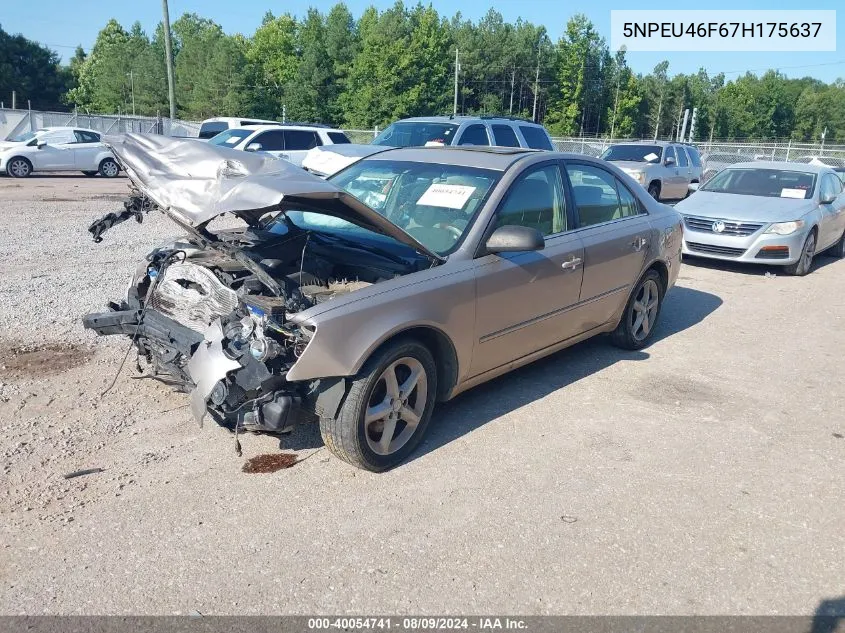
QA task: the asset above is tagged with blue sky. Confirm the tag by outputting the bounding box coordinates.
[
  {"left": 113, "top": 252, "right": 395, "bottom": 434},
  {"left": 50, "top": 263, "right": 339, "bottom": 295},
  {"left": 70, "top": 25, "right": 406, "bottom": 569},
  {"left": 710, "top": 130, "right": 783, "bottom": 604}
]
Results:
[{"left": 3, "top": 0, "right": 843, "bottom": 82}]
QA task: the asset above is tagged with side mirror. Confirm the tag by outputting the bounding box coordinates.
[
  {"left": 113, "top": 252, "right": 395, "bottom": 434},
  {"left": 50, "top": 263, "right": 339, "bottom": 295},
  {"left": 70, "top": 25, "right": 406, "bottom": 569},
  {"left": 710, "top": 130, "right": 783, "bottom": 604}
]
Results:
[
  {"left": 245, "top": 142, "right": 263, "bottom": 152},
  {"left": 820, "top": 192, "right": 836, "bottom": 204},
  {"left": 36, "top": 140, "right": 47, "bottom": 149},
  {"left": 664, "top": 156, "right": 675, "bottom": 166},
  {"left": 687, "top": 182, "right": 700, "bottom": 193},
  {"left": 484, "top": 225, "right": 545, "bottom": 254}
]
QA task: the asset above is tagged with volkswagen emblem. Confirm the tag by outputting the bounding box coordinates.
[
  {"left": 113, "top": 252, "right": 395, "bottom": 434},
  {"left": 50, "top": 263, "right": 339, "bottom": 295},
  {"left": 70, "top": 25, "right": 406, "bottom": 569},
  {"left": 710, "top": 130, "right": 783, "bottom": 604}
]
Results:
[{"left": 712, "top": 220, "right": 726, "bottom": 233}]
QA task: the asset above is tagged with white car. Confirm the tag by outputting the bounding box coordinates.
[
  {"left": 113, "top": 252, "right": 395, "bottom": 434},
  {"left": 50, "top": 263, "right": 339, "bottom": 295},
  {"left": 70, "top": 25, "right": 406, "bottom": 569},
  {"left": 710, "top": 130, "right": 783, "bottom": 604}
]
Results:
[
  {"left": 197, "top": 117, "right": 280, "bottom": 140},
  {"left": 0, "top": 127, "right": 119, "bottom": 178},
  {"left": 206, "top": 124, "right": 351, "bottom": 167}
]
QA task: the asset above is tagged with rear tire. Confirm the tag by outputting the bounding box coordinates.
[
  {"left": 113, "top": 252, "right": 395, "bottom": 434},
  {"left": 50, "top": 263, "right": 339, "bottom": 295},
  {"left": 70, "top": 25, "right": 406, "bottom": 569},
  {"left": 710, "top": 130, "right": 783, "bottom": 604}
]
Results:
[
  {"left": 784, "top": 231, "right": 816, "bottom": 276},
  {"left": 647, "top": 182, "right": 661, "bottom": 200},
  {"left": 82, "top": 170, "right": 98, "bottom": 177},
  {"left": 7, "top": 157, "right": 32, "bottom": 178},
  {"left": 321, "top": 338, "right": 437, "bottom": 472},
  {"left": 611, "top": 269, "right": 664, "bottom": 350},
  {"left": 98, "top": 158, "right": 119, "bottom": 178}
]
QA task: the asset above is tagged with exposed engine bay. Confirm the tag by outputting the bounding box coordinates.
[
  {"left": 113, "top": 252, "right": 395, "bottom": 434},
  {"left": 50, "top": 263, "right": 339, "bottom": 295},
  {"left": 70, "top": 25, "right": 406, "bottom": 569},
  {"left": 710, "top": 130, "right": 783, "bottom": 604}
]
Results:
[{"left": 84, "top": 189, "right": 431, "bottom": 434}]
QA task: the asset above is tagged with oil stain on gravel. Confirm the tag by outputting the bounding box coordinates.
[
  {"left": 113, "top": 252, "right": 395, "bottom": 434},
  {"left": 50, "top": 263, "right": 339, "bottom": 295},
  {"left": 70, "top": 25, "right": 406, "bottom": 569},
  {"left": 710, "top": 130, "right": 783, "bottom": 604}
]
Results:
[
  {"left": 0, "top": 342, "right": 95, "bottom": 379},
  {"left": 242, "top": 453, "right": 299, "bottom": 473}
]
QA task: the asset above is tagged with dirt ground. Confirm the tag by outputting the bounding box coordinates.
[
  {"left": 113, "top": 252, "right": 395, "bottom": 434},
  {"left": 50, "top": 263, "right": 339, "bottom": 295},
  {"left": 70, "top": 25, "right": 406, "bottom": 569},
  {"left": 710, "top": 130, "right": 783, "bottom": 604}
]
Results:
[{"left": 0, "top": 173, "right": 843, "bottom": 615}]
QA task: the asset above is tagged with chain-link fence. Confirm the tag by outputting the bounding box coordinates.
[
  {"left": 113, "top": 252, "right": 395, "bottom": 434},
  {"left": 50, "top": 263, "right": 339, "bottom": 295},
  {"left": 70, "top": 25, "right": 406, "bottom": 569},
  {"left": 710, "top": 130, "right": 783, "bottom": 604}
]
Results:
[
  {"left": 548, "top": 136, "right": 845, "bottom": 166},
  {"left": 0, "top": 108, "right": 201, "bottom": 141}
]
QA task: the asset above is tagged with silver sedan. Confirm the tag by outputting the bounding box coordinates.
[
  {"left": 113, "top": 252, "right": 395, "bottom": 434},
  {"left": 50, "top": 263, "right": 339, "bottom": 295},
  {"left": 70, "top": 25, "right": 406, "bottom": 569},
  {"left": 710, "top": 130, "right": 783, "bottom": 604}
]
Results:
[{"left": 677, "top": 162, "right": 845, "bottom": 275}]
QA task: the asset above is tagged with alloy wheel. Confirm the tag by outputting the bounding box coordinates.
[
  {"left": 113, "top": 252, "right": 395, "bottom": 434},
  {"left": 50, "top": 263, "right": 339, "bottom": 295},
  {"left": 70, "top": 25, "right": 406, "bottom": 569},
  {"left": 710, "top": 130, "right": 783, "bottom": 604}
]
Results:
[
  {"left": 100, "top": 160, "right": 119, "bottom": 177},
  {"left": 630, "top": 279, "right": 660, "bottom": 342},
  {"left": 364, "top": 356, "right": 428, "bottom": 456},
  {"left": 9, "top": 159, "right": 30, "bottom": 178},
  {"left": 800, "top": 233, "right": 815, "bottom": 273}
]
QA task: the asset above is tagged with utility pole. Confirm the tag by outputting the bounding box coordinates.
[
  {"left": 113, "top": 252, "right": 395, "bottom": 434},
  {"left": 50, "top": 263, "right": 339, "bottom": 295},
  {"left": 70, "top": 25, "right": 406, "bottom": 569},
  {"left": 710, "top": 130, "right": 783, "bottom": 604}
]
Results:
[
  {"left": 609, "top": 77, "right": 620, "bottom": 141},
  {"left": 509, "top": 68, "right": 515, "bottom": 114},
  {"left": 653, "top": 91, "right": 664, "bottom": 142},
  {"left": 161, "top": 0, "right": 176, "bottom": 121},
  {"left": 12, "top": 91, "right": 16, "bottom": 110},
  {"left": 532, "top": 37, "right": 541, "bottom": 122},
  {"left": 453, "top": 48, "right": 459, "bottom": 116},
  {"left": 127, "top": 70, "right": 136, "bottom": 116},
  {"left": 820, "top": 127, "right": 828, "bottom": 154}
]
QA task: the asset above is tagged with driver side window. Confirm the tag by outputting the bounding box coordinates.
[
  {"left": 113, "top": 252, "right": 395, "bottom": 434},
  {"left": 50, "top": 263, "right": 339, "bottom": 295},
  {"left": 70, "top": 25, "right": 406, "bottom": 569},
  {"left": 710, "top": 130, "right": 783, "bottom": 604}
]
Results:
[{"left": 495, "top": 165, "right": 567, "bottom": 236}]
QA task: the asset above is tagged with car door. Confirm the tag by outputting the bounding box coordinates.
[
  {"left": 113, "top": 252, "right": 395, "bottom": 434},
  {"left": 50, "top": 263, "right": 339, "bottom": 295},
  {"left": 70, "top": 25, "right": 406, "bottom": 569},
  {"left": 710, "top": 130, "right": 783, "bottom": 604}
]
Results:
[
  {"left": 248, "top": 130, "right": 286, "bottom": 159},
  {"left": 31, "top": 130, "right": 77, "bottom": 170},
  {"left": 675, "top": 145, "right": 693, "bottom": 191},
  {"left": 71, "top": 130, "right": 102, "bottom": 170},
  {"left": 661, "top": 146, "right": 684, "bottom": 198},
  {"left": 564, "top": 161, "right": 651, "bottom": 328},
  {"left": 282, "top": 130, "right": 322, "bottom": 166},
  {"left": 817, "top": 173, "right": 845, "bottom": 249},
  {"left": 470, "top": 162, "right": 585, "bottom": 378}
]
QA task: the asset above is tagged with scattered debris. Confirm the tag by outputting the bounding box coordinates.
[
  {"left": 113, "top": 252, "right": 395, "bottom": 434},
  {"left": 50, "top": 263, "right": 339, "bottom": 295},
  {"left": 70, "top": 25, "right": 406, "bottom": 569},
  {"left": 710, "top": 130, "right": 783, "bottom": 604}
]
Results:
[
  {"left": 765, "top": 272, "right": 776, "bottom": 279},
  {"left": 560, "top": 515, "right": 578, "bottom": 524},
  {"left": 242, "top": 453, "right": 298, "bottom": 473},
  {"left": 833, "top": 432, "right": 843, "bottom": 439},
  {"left": 63, "top": 467, "right": 105, "bottom": 480}
]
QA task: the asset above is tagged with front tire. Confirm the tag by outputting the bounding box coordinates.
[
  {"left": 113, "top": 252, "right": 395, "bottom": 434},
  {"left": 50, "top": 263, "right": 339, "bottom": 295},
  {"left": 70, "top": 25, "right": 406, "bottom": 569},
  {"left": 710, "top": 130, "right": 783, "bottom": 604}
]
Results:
[
  {"left": 321, "top": 339, "right": 437, "bottom": 471},
  {"left": 611, "top": 269, "right": 664, "bottom": 350},
  {"left": 7, "top": 157, "right": 32, "bottom": 178},
  {"left": 784, "top": 231, "right": 816, "bottom": 276},
  {"left": 98, "top": 158, "right": 120, "bottom": 178}
]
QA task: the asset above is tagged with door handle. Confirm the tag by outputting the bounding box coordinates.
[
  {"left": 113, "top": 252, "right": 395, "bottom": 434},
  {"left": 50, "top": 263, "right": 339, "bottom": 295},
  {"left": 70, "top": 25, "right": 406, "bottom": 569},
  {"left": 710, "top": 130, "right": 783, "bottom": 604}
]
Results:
[
  {"left": 561, "top": 256, "right": 582, "bottom": 271},
  {"left": 632, "top": 237, "right": 648, "bottom": 251}
]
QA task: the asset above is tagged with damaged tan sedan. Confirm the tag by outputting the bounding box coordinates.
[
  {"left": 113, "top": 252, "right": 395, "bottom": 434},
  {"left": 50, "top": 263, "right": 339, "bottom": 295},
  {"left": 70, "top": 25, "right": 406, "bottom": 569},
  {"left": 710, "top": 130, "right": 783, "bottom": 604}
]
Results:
[{"left": 84, "top": 135, "right": 682, "bottom": 471}]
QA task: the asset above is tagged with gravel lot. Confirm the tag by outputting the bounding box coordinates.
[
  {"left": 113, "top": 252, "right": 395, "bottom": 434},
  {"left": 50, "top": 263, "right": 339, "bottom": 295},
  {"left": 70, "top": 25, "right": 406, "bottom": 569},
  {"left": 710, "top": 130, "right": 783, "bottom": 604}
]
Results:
[{"left": 1, "top": 174, "right": 843, "bottom": 615}]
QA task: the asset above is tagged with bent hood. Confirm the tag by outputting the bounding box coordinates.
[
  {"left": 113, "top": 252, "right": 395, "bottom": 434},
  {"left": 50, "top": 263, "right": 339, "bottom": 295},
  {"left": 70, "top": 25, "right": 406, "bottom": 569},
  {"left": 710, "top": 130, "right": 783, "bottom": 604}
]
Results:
[
  {"left": 675, "top": 191, "right": 817, "bottom": 223},
  {"left": 106, "top": 133, "right": 442, "bottom": 261}
]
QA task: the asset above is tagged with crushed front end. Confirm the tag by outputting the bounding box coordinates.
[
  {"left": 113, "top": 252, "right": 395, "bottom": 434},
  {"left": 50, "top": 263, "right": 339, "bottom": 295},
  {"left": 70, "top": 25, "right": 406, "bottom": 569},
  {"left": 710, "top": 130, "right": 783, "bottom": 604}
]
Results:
[{"left": 83, "top": 244, "right": 316, "bottom": 433}]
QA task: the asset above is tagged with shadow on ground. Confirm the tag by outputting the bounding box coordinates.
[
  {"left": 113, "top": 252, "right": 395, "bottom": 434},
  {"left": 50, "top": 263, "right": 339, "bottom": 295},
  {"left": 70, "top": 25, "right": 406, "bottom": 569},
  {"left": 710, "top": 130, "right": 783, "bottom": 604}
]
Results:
[
  {"left": 411, "top": 284, "right": 722, "bottom": 463},
  {"left": 810, "top": 595, "right": 845, "bottom": 633},
  {"left": 683, "top": 252, "right": 843, "bottom": 276}
]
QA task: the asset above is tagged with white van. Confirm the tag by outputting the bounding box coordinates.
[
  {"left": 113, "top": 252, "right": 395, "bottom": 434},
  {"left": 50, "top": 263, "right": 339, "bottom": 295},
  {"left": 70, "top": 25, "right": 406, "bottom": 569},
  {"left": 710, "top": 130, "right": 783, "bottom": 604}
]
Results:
[{"left": 206, "top": 124, "right": 351, "bottom": 167}]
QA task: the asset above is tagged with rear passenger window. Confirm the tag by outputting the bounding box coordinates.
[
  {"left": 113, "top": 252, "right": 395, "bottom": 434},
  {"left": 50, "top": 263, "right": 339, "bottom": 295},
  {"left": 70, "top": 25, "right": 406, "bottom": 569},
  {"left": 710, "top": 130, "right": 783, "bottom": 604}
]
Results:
[
  {"left": 458, "top": 125, "right": 489, "bottom": 146},
  {"left": 519, "top": 126, "right": 554, "bottom": 151},
  {"left": 676, "top": 147, "right": 689, "bottom": 167},
  {"left": 73, "top": 130, "right": 100, "bottom": 143},
  {"left": 687, "top": 146, "right": 702, "bottom": 167},
  {"left": 284, "top": 130, "right": 321, "bottom": 150},
  {"left": 491, "top": 125, "right": 520, "bottom": 147},
  {"left": 664, "top": 146, "right": 676, "bottom": 165},
  {"left": 495, "top": 165, "right": 567, "bottom": 236},
  {"left": 566, "top": 163, "right": 636, "bottom": 227},
  {"left": 328, "top": 132, "right": 351, "bottom": 144}
]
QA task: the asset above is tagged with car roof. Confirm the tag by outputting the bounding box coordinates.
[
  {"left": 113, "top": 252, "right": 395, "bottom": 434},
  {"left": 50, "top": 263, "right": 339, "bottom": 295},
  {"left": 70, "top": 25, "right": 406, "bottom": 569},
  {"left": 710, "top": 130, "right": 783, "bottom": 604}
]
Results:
[
  {"left": 201, "top": 117, "right": 277, "bottom": 124},
  {"left": 42, "top": 126, "right": 99, "bottom": 134},
  {"left": 395, "top": 115, "right": 546, "bottom": 127},
  {"left": 236, "top": 123, "right": 342, "bottom": 132},
  {"left": 610, "top": 140, "right": 685, "bottom": 147},
  {"left": 360, "top": 146, "right": 570, "bottom": 170},
  {"left": 729, "top": 161, "right": 832, "bottom": 174}
]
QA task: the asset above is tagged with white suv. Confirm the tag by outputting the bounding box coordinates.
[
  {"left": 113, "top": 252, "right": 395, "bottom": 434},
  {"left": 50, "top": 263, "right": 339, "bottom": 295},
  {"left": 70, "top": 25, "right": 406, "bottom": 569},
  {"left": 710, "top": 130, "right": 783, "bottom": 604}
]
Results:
[
  {"left": 0, "top": 127, "right": 119, "bottom": 178},
  {"left": 207, "top": 124, "right": 351, "bottom": 167}
]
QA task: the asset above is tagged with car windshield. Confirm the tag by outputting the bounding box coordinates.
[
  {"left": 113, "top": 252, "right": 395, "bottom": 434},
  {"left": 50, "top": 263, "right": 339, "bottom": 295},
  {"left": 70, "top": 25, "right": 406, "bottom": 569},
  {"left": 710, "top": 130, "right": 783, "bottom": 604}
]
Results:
[
  {"left": 701, "top": 168, "right": 817, "bottom": 199},
  {"left": 7, "top": 130, "right": 39, "bottom": 142},
  {"left": 268, "top": 159, "right": 500, "bottom": 256},
  {"left": 207, "top": 129, "right": 253, "bottom": 146},
  {"left": 601, "top": 144, "right": 663, "bottom": 163},
  {"left": 372, "top": 122, "right": 459, "bottom": 147}
]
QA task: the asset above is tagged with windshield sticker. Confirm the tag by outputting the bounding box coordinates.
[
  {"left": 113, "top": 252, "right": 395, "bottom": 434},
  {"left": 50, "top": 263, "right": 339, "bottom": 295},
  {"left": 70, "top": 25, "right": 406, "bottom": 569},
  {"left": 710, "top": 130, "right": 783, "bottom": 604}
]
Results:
[
  {"left": 780, "top": 188, "right": 806, "bottom": 199},
  {"left": 224, "top": 136, "right": 240, "bottom": 144},
  {"left": 644, "top": 152, "right": 659, "bottom": 162},
  {"left": 417, "top": 183, "right": 476, "bottom": 209}
]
